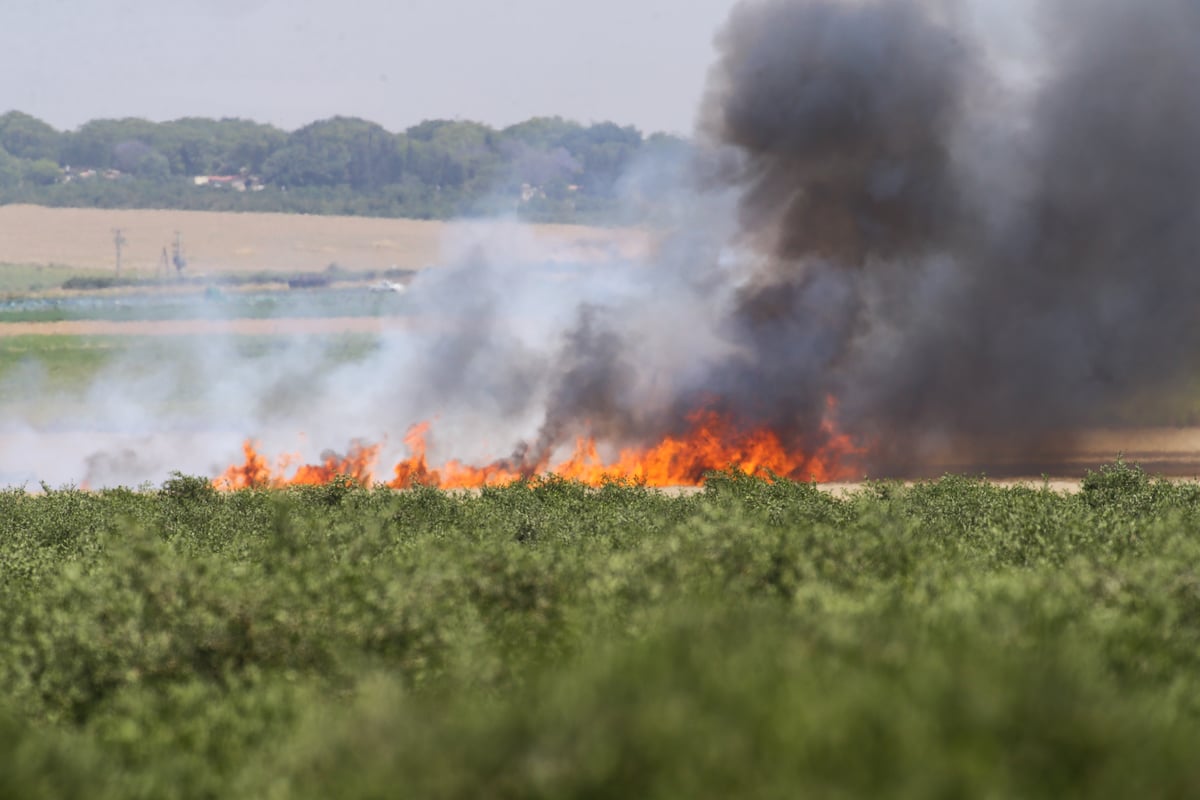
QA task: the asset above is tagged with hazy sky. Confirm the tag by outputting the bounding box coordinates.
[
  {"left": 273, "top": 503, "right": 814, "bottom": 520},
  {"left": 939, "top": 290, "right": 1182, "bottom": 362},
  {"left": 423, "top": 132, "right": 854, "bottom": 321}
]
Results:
[{"left": 0, "top": 0, "right": 741, "bottom": 135}]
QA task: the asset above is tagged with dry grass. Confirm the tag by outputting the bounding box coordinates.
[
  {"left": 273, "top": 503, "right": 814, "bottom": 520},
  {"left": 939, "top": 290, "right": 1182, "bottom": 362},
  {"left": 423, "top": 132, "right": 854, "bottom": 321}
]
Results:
[{"left": 0, "top": 205, "right": 644, "bottom": 275}]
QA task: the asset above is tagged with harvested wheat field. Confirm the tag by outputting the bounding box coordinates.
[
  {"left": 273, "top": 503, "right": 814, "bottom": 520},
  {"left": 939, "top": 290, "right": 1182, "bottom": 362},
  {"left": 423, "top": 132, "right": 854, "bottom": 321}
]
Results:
[{"left": 0, "top": 205, "right": 646, "bottom": 275}]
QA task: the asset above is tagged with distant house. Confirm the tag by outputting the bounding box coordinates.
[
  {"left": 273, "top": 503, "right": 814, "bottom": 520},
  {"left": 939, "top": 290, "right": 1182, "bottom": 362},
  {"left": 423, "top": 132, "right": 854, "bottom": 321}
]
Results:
[
  {"left": 193, "top": 175, "right": 262, "bottom": 191},
  {"left": 520, "top": 183, "right": 545, "bottom": 203},
  {"left": 62, "top": 167, "right": 96, "bottom": 183}
]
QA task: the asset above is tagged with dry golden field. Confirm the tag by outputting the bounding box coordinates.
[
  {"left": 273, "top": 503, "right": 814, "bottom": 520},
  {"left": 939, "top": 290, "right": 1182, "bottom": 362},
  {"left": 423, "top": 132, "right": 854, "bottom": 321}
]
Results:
[{"left": 0, "top": 204, "right": 643, "bottom": 275}]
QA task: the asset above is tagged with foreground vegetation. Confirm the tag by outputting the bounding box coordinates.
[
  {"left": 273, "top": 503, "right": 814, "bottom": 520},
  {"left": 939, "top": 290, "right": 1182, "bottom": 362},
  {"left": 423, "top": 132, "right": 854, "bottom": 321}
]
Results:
[{"left": 2, "top": 463, "right": 1200, "bottom": 797}]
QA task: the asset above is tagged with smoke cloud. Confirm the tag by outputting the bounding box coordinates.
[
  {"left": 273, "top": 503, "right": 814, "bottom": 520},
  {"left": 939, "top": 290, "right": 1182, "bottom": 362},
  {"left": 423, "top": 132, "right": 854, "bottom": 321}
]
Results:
[
  {"left": 7, "top": 0, "right": 1200, "bottom": 486},
  {"left": 689, "top": 0, "right": 1200, "bottom": 472},
  {"left": 499, "top": 0, "right": 1200, "bottom": 475}
]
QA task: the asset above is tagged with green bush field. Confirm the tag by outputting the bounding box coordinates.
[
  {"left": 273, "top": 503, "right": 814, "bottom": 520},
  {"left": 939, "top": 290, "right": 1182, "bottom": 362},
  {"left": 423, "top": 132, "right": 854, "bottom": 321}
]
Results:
[{"left": 3, "top": 463, "right": 1200, "bottom": 797}]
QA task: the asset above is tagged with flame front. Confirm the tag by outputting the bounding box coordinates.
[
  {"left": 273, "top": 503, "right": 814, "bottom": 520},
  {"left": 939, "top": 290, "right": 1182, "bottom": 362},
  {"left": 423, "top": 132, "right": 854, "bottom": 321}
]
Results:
[
  {"left": 216, "top": 440, "right": 380, "bottom": 490},
  {"left": 215, "top": 406, "right": 861, "bottom": 490}
]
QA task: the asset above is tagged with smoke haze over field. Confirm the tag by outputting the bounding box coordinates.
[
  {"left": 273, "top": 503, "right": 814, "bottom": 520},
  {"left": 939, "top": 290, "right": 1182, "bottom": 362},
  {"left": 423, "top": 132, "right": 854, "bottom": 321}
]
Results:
[{"left": 7, "top": 0, "right": 1200, "bottom": 486}]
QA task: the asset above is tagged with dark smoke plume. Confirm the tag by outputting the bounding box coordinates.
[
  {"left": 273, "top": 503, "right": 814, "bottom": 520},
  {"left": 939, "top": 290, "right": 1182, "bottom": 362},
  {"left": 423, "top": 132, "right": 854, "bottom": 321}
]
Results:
[
  {"left": 691, "top": 0, "right": 1200, "bottom": 474},
  {"left": 509, "top": 0, "right": 1200, "bottom": 476},
  {"left": 706, "top": 0, "right": 972, "bottom": 265}
]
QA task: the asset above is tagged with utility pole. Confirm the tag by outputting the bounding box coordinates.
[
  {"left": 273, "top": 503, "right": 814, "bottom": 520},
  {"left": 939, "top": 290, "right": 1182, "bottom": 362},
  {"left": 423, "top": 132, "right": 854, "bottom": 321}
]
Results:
[
  {"left": 112, "top": 228, "right": 126, "bottom": 278},
  {"left": 172, "top": 231, "right": 187, "bottom": 277}
]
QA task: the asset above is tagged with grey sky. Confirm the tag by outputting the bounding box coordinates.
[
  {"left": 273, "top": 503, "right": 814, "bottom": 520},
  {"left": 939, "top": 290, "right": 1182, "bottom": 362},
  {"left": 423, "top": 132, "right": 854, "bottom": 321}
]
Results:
[{"left": 1, "top": 0, "right": 741, "bottom": 135}]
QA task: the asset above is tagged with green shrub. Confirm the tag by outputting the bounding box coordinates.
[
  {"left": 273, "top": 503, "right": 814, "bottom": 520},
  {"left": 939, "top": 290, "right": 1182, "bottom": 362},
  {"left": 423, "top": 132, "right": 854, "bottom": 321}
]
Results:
[
  {"left": 160, "top": 471, "right": 217, "bottom": 502},
  {"left": 2, "top": 463, "right": 1200, "bottom": 797}
]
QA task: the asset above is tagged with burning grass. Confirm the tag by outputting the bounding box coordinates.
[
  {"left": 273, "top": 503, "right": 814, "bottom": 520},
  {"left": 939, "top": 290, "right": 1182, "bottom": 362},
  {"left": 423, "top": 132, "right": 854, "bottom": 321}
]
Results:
[{"left": 215, "top": 406, "right": 865, "bottom": 491}]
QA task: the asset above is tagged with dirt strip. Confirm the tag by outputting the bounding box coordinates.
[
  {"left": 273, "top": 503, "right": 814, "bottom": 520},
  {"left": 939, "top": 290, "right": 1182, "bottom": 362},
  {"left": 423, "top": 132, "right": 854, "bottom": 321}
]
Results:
[{"left": 0, "top": 317, "right": 423, "bottom": 336}]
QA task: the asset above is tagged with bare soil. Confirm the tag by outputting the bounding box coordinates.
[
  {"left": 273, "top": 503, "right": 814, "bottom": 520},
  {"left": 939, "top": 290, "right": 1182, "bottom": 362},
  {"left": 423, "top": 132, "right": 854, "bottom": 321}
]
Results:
[{"left": 898, "top": 428, "right": 1200, "bottom": 480}]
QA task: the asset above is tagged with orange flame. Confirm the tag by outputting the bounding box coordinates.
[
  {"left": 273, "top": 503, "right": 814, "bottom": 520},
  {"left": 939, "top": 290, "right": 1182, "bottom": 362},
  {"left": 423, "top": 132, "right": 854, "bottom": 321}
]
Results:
[
  {"left": 215, "top": 439, "right": 380, "bottom": 490},
  {"left": 215, "top": 403, "right": 862, "bottom": 490}
]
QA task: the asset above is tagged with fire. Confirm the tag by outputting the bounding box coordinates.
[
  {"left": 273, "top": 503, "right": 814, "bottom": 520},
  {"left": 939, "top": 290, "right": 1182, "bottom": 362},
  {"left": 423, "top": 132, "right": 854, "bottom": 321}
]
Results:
[
  {"left": 215, "top": 439, "right": 380, "bottom": 490},
  {"left": 215, "top": 405, "right": 862, "bottom": 491}
]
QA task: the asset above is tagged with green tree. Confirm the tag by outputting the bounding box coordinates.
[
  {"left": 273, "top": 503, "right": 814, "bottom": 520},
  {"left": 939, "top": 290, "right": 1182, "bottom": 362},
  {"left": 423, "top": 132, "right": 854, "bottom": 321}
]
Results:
[
  {"left": 562, "top": 122, "right": 643, "bottom": 198},
  {"left": 0, "top": 145, "right": 21, "bottom": 188},
  {"left": 61, "top": 119, "right": 159, "bottom": 170},
  {"left": 0, "top": 109, "right": 672, "bottom": 223},
  {"left": 0, "top": 111, "right": 61, "bottom": 161},
  {"left": 150, "top": 118, "right": 287, "bottom": 176},
  {"left": 112, "top": 139, "right": 169, "bottom": 177},
  {"left": 500, "top": 116, "right": 582, "bottom": 150},
  {"left": 263, "top": 117, "right": 397, "bottom": 189},
  {"left": 22, "top": 158, "right": 62, "bottom": 186}
]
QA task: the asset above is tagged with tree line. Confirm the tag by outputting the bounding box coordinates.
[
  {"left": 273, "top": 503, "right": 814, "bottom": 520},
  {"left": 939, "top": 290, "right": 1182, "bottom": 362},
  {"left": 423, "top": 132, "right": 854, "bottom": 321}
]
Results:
[{"left": 0, "top": 110, "right": 690, "bottom": 223}]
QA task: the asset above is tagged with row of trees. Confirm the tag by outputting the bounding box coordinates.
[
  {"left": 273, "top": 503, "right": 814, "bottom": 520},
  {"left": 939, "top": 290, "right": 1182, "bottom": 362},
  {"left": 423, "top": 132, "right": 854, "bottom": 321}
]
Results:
[{"left": 0, "top": 111, "right": 690, "bottom": 223}]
